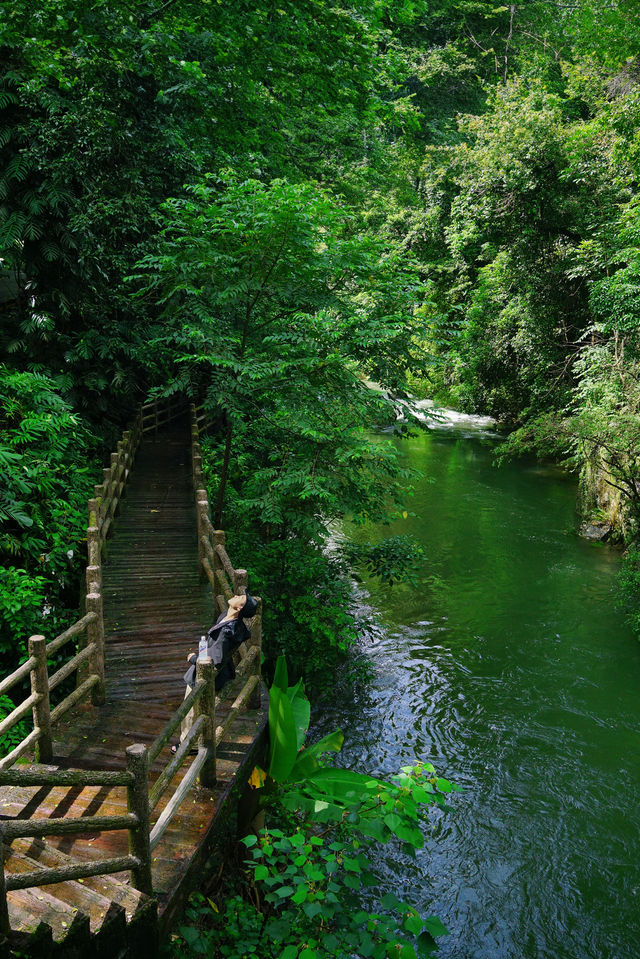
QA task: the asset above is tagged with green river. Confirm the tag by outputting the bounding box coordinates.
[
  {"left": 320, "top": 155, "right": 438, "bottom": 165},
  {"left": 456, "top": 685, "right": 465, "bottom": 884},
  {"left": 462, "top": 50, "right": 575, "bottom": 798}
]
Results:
[{"left": 320, "top": 409, "right": 640, "bottom": 959}]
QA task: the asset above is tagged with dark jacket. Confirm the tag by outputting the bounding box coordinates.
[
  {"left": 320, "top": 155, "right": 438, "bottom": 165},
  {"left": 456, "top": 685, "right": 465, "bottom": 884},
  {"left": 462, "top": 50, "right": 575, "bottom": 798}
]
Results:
[{"left": 184, "top": 593, "right": 258, "bottom": 692}]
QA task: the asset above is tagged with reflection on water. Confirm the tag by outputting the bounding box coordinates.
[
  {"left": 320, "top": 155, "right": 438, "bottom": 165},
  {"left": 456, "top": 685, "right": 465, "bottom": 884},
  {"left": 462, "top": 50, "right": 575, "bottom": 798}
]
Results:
[{"left": 316, "top": 425, "right": 640, "bottom": 959}]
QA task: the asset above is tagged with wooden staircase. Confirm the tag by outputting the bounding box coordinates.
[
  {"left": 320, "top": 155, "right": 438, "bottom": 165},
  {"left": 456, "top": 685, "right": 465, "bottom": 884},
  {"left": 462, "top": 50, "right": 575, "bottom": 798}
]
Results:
[{"left": 3, "top": 837, "right": 156, "bottom": 958}]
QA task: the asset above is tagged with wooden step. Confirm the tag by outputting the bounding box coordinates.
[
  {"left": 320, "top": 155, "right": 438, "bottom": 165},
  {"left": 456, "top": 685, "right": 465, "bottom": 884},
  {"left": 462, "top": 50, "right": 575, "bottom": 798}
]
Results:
[
  {"left": 4, "top": 838, "right": 158, "bottom": 958},
  {"left": 6, "top": 886, "right": 90, "bottom": 955},
  {"left": 13, "top": 838, "right": 152, "bottom": 925}
]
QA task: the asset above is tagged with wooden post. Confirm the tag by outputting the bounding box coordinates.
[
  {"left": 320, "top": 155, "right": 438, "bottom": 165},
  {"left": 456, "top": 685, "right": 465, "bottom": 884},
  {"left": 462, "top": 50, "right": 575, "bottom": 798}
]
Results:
[
  {"left": 212, "top": 530, "right": 226, "bottom": 616},
  {"left": 193, "top": 453, "right": 203, "bottom": 492},
  {"left": 125, "top": 744, "right": 153, "bottom": 895},
  {"left": 87, "top": 526, "right": 100, "bottom": 568},
  {"left": 0, "top": 828, "right": 9, "bottom": 937},
  {"left": 88, "top": 497, "right": 100, "bottom": 535},
  {"left": 234, "top": 568, "right": 248, "bottom": 595},
  {"left": 78, "top": 567, "right": 100, "bottom": 687},
  {"left": 195, "top": 659, "right": 216, "bottom": 787},
  {"left": 196, "top": 490, "right": 209, "bottom": 579},
  {"left": 249, "top": 599, "right": 262, "bottom": 710},
  {"left": 86, "top": 563, "right": 102, "bottom": 595},
  {"left": 29, "top": 635, "right": 53, "bottom": 764},
  {"left": 86, "top": 591, "right": 105, "bottom": 705}
]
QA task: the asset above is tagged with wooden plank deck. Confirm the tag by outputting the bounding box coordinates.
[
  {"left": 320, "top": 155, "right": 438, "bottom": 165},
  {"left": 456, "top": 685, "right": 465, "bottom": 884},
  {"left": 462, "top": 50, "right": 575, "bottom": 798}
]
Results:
[{"left": 0, "top": 424, "right": 267, "bottom": 940}]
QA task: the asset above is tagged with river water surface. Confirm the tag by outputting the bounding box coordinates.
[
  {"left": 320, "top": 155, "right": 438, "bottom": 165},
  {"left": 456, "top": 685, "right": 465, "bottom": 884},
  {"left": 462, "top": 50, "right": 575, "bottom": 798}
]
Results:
[{"left": 318, "top": 411, "right": 640, "bottom": 959}]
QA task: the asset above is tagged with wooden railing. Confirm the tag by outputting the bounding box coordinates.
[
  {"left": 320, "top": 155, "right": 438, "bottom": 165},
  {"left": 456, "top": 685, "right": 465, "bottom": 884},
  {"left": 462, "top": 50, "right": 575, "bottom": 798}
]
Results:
[
  {"left": 0, "top": 748, "right": 154, "bottom": 935},
  {"left": 0, "top": 396, "right": 264, "bottom": 935},
  {"left": 0, "top": 619, "right": 104, "bottom": 771},
  {"left": 146, "top": 659, "right": 216, "bottom": 853},
  {"left": 141, "top": 395, "right": 188, "bottom": 436},
  {"left": 0, "top": 755, "right": 153, "bottom": 939},
  {"left": 88, "top": 407, "right": 143, "bottom": 562},
  {"left": 190, "top": 403, "right": 262, "bottom": 709},
  {"left": 0, "top": 411, "right": 146, "bottom": 770}
]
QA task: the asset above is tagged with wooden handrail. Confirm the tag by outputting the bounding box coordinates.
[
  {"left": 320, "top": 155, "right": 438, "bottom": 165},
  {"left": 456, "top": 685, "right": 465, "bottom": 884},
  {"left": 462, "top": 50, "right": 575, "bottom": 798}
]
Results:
[
  {"left": 189, "top": 402, "right": 263, "bottom": 713},
  {"left": 49, "top": 674, "right": 99, "bottom": 725},
  {"left": 46, "top": 612, "right": 97, "bottom": 658},
  {"left": 150, "top": 750, "right": 207, "bottom": 852},
  {"left": 5, "top": 855, "right": 141, "bottom": 892},
  {"left": 0, "top": 729, "right": 40, "bottom": 770},
  {"left": 0, "top": 768, "right": 133, "bottom": 788},
  {"left": 215, "top": 676, "right": 260, "bottom": 745},
  {"left": 149, "top": 715, "right": 206, "bottom": 811},
  {"left": 147, "top": 679, "right": 206, "bottom": 763},
  {"left": 145, "top": 659, "right": 216, "bottom": 849},
  {"left": 2, "top": 813, "right": 138, "bottom": 840},
  {"left": 0, "top": 614, "right": 103, "bottom": 770},
  {"left": 0, "top": 657, "right": 36, "bottom": 698},
  {"left": 141, "top": 395, "right": 188, "bottom": 435},
  {"left": 48, "top": 643, "right": 95, "bottom": 692},
  {"left": 0, "top": 694, "right": 40, "bottom": 738}
]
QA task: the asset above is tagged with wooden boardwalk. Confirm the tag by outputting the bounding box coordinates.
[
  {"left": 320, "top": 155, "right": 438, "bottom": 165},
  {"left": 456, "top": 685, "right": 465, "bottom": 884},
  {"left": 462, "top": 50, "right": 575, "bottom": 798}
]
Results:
[{"left": 0, "top": 423, "right": 267, "bottom": 955}]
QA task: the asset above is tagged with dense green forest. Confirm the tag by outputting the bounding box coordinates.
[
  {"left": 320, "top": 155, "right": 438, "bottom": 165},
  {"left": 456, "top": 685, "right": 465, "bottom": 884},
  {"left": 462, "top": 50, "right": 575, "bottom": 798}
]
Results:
[
  {"left": 0, "top": 2, "right": 638, "bottom": 668},
  {"left": 3, "top": 0, "right": 640, "bottom": 954},
  {"left": 3, "top": 0, "right": 640, "bottom": 678}
]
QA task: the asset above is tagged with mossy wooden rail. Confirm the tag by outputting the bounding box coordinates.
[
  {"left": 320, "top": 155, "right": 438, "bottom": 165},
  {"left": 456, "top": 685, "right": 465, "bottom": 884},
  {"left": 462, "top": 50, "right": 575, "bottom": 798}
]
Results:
[{"left": 0, "top": 396, "right": 267, "bottom": 955}]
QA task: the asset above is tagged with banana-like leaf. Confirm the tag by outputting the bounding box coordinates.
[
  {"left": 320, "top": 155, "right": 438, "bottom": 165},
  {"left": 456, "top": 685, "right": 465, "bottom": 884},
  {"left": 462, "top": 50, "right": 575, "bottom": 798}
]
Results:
[
  {"left": 268, "top": 685, "right": 299, "bottom": 783},
  {"left": 289, "top": 729, "right": 344, "bottom": 781},
  {"left": 287, "top": 679, "right": 310, "bottom": 751},
  {"left": 272, "top": 654, "right": 288, "bottom": 692}
]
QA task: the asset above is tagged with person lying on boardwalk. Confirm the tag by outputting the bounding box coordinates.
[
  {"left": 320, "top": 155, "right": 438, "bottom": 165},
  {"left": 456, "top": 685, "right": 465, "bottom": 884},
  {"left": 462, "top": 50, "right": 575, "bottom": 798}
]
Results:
[{"left": 172, "top": 592, "right": 258, "bottom": 752}]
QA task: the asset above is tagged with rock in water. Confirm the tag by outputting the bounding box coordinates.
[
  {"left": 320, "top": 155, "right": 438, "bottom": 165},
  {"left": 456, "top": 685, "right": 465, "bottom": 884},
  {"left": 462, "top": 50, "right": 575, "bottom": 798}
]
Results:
[{"left": 579, "top": 522, "right": 612, "bottom": 542}]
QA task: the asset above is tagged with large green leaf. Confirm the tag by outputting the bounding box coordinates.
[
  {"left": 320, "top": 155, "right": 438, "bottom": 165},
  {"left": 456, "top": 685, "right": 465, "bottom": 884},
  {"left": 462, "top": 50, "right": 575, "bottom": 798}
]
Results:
[
  {"left": 303, "top": 766, "right": 377, "bottom": 803},
  {"left": 272, "top": 654, "right": 288, "bottom": 692},
  {"left": 289, "top": 729, "right": 344, "bottom": 780},
  {"left": 287, "top": 679, "right": 310, "bottom": 751},
  {"left": 268, "top": 686, "right": 299, "bottom": 783}
]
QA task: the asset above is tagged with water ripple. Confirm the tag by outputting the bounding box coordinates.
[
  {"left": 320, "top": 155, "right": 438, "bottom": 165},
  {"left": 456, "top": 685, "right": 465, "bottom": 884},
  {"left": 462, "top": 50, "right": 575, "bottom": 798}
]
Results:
[{"left": 318, "top": 428, "right": 640, "bottom": 959}]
